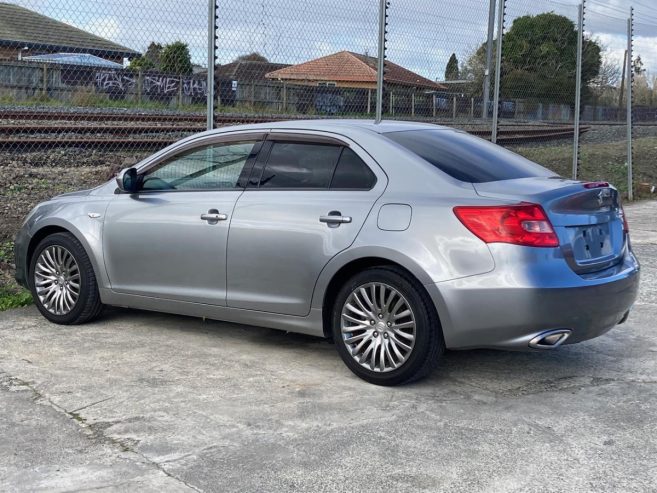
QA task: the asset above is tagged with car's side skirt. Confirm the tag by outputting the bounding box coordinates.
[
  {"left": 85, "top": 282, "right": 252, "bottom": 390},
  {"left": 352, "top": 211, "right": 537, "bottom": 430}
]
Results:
[{"left": 100, "top": 288, "right": 326, "bottom": 337}]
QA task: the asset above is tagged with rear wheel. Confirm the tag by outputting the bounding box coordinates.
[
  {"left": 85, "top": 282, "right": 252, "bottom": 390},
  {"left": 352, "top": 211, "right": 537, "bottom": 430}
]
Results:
[
  {"left": 29, "top": 232, "right": 103, "bottom": 325},
  {"left": 332, "top": 266, "right": 444, "bottom": 385}
]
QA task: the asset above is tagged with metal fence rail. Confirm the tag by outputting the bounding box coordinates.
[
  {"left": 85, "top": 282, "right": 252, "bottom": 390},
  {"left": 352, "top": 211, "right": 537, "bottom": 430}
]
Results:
[{"left": 1, "top": 0, "right": 656, "bottom": 199}]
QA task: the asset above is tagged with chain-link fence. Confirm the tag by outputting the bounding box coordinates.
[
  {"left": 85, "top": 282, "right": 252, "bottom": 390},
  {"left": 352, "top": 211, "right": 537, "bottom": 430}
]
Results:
[{"left": 0, "top": 0, "right": 656, "bottom": 199}]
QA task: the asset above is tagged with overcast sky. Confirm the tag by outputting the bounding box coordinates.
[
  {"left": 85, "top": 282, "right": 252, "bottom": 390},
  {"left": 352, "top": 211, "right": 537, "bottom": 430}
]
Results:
[{"left": 13, "top": 0, "right": 657, "bottom": 80}]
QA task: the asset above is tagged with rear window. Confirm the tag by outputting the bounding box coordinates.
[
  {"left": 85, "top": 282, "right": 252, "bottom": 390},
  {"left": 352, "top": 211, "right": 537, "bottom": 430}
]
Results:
[{"left": 384, "top": 129, "right": 556, "bottom": 183}]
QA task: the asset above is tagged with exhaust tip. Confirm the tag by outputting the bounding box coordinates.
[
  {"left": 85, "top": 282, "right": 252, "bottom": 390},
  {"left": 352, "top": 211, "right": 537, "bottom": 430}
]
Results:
[{"left": 529, "top": 329, "right": 572, "bottom": 349}]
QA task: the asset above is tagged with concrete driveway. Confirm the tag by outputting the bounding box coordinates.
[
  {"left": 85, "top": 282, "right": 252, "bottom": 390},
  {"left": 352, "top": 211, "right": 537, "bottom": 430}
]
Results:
[{"left": 1, "top": 202, "right": 656, "bottom": 492}]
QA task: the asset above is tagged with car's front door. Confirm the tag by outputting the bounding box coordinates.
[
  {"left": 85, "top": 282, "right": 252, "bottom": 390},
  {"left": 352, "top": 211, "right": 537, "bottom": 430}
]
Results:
[
  {"left": 103, "top": 135, "right": 263, "bottom": 305},
  {"left": 226, "top": 133, "right": 386, "bottom": 316}
]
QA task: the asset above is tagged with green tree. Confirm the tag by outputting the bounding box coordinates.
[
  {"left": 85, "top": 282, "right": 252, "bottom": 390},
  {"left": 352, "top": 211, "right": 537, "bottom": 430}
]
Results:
[
  {"left": 234, "top": 52, "right": 269, "bottom": 63},
  {"left": 129, "top": 42, "right": 163, "bottom": 71},
  {"left": 160, "top": 41, "right": 193, "bottom": 75},
  {"left": 444, "top": 53, "right": 460, "bottom": 80},
  {"left": 462, "top": 13, "right": 601, "bottom": 103}
]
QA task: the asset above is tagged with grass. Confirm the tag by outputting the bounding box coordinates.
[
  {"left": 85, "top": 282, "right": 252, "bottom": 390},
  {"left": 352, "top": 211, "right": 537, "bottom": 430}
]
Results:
[
  {"left": 0, "top": 240, "right": 33, "bottom": 311},
  {"left": 511, "top": 136, "right": 657, "bottom": 198},
  {"left": 0, "top": 288, "right": 32, "bottom": 311}
]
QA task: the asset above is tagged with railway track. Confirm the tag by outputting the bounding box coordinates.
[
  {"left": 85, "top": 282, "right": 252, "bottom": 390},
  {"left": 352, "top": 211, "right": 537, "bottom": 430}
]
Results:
[{"left": 0, "top": 110, "right": 590, "bottom": 149}]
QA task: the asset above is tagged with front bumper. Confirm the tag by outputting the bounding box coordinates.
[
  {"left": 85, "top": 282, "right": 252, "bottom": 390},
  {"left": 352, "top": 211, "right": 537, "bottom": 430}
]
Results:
[{"left": 426, "top": 247, "right": 640, "bottom": 350}]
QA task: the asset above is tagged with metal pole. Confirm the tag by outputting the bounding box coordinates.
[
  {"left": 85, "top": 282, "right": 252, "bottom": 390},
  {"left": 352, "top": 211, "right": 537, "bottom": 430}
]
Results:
[
  {"left": 375, "top": 0, "right": 387, "bottom": 123},
  {"left": 206, "top": 0, "right": 216, "bottom": 130},
  {"left": 482, "top": 0, "right": 496, "bottom": 119},
  {"left": 572, "top": 2, "right": 584, "bottom": 180},
  {"left": 626, "top": 9, "right": 633, "bottom": 200},
  {"left": 490, "top": 0, "right": 505, "bottom": 143}
]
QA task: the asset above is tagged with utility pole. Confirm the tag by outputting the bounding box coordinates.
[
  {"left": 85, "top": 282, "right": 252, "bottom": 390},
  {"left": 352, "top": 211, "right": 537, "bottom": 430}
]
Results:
[
  {"left": 206, "top": 0, "right": 217, "bottom": 130},
  {"left": 572, "top": 2, "right": 585, "bottom": 180},
  {"left": 490, "top": 0, "right": 505, "bottom": 143},
  {"left": 482, "top": 0, "right": 496, "bottom": 119},
  {"left": 626, "top": 8, "right": 634, "bottom": 200},
  {"left": 375, "top": 0, "right": 388, "bottom": 124}
]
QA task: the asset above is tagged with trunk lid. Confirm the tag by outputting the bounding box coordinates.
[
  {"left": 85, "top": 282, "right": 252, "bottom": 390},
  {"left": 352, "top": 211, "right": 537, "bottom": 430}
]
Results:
[{"left": 473, "top": 177, "right": 626, "bottom": 274}]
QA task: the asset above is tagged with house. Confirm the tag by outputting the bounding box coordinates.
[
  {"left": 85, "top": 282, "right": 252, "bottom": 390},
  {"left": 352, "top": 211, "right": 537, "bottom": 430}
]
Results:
[
  {"left": 214, "top": 59, "right": 290, "bottom": 106},
  {"left": 0, "top": 2, "right": 138, "bottom": 63},
  {"left": 265, "top": 51, "right": 445, "bottom": 114},
  {"left": 265, "top": 50, "right": 445, "bottom": 91}
]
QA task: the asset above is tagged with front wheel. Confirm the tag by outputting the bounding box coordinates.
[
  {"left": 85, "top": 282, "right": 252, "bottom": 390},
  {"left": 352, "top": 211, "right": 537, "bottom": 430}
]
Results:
[
  {"left": 29, "top": 232, "right": 103, "bottom": 325},
  {"left": 332, "top": 266, "right": 444, "bottom": 386}
]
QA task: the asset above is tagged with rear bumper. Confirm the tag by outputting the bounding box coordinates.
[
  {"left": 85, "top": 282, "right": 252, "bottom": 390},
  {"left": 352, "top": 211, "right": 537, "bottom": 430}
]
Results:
[{"left": 426, "top": 248, "right": 640, "bottom": 350}]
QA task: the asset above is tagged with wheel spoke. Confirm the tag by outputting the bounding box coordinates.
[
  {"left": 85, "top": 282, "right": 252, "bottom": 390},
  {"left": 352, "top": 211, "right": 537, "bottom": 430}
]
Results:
[
  {"left": 342, "top": 312, "right": 367, "bottom": 326},
  {"left": 393, "top": 328, "right": 415, "bottom": 341},
  {"left": 344, "top": 332, "right": 369, "bottom": 344},
  {"left": 358, "top": 287, "right": 374, "bottom": 311},
  {"left": 344, "top": 302, "right": 368, "bottom": 319},
  {"left": 390, "top": 333, "right": 412, "bottom": 353}
]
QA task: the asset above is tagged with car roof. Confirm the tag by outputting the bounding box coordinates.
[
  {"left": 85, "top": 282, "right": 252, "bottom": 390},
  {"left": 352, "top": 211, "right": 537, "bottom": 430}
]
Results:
[{"left": 207, "top": 119, "right": 452, "bottom": 136}]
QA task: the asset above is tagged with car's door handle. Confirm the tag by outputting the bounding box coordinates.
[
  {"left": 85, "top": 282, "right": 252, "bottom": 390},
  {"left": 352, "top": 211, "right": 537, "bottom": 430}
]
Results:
[
  {"left": 319, "top": 214, "right": 352, "bottom": 224},
  {"left": 201, "top": 211, "right": 228, "bottom": 222}
]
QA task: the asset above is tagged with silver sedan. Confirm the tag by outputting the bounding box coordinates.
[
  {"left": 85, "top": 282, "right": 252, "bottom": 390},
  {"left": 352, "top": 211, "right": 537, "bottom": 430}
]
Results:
[{"left": 14, "top": 120, "right": 640, "bottom": 385}]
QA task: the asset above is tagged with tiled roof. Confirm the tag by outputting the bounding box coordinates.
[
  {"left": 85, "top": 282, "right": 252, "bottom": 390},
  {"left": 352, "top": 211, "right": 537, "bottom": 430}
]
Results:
[
  {"left": 266, "top": 51, "right": 445, "bottom": 90},
  {"left": 216, "top": 60, "right": 290, "bottom": 80},
  {"left": 0, "top": 3, "right": 138, "bottom": 57}
]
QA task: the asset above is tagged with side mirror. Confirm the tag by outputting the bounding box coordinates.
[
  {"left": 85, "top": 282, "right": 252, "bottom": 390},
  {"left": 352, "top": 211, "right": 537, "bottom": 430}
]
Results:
[{"left": 116, "top": 167, "right": 138, "bottom": 193}]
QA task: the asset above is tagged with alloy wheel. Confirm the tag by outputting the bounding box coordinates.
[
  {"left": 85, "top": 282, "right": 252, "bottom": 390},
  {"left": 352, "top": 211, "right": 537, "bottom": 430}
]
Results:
[
  {"left": 34, "top": 245, "right": 81, "bottom": 315},
  {"left": 340, "top": 282, "right": 416, "bottom": 372}
]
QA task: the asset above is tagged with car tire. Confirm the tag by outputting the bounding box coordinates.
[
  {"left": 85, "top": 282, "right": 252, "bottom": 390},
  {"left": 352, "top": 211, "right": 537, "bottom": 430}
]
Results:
[
  {"left": 29, "top": 232, "right": 103, "bottom": 325},
  {"left": 332, "top": 266, "right": 444, "bottom": 386}
]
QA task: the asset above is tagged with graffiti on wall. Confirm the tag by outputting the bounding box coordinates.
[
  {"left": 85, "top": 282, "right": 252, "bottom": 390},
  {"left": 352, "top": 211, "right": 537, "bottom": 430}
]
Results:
[{"left": 95, "top": 71, "right": 207, "bottom": 97}]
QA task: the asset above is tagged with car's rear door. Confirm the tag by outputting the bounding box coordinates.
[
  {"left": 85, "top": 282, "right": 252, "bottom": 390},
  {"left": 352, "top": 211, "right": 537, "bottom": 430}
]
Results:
[
  {"left": 226, "top": 132, "right": 386, "bottom": 316},
  {"left": 103, "top": 133, "right": 264, "bottom": 305}
]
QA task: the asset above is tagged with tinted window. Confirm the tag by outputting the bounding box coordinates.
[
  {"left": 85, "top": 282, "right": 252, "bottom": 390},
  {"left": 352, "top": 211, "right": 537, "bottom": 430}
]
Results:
[
  {"left": 384, "top": 129, "right": 556, "bottom": 183},
  {"left": 142, "top": 141, "right": 257, "bottom": 191},
  {"left": 259, "top": 142, "right": 341, "bottom": 189},
  {"left": 330, "top": 148, "right": 376, "bottom": 189}
]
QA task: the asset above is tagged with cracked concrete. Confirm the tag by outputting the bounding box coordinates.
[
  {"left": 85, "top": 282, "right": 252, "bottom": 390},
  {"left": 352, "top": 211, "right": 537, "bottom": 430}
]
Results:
[{"left": 1, "top": 201, "right": 656, "bottom": 492}]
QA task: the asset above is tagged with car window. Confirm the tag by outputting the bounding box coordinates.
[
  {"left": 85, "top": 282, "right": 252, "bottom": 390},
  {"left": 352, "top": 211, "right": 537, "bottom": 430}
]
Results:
[
  {"left": 259, "top": 142, "right": 342, "bottom": 189},
  {"left": 330, "top": 148, "right": 376, "bottom": 189},
  {"left": 384, "top": 129, "right": 556, "bottom": 183},
  {"left": 141, "top": 140, "right": 258, "bottom": 191}
]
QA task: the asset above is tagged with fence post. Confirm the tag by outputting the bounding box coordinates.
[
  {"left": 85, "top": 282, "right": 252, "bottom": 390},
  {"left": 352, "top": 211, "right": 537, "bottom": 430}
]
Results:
[
  {"left": 432, "top": 94, "right": 436, "bottom": 118},
  {"left": 482, "top": 0, "right": 496, "bottom": 119},
  {"left": 470, "top": 97, "right": 474, "bottom": 118},
  {"left": 412, "top": 93, "right": 415, "bottom": 117},
  {"left": 137, "top": 69, "right": 143, "bottom": 104},
  {"left": 41, "top": 63, "right": 48, "bottom": 97},
  {"left": 283, "top": 83, "right": 287, "bottom": 111},
  {"left": 367, "top": 89, "right": 371, "bottom": 114},
  {"left": 206, "top": 0, "right": 217, "bottom": 130},
  {"left": 491, "top": 0, "right": 506, "bottom": 143},
  {"left": 572, "top": 2, "right": 584, "bottom": 180},
  {"left": 626, "top": 8, "right": 634, "bottom": 200},
  {"left": 375, "top": 0, "right": 388, "bottom": 123},
  {"left": 178, "top": 75, "right": 183, "bottom": 108},
  {"left": 452, "top": 96, "right": 457, "bottom": 119}
]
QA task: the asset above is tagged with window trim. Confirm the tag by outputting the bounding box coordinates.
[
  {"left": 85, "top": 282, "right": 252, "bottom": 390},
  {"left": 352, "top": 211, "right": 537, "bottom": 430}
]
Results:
[
  {"left": 124, "top": 133, "right": 267, "bottom": 194},
  {"left": 246, "top": 134, "right": 378, "bottom": 191}
]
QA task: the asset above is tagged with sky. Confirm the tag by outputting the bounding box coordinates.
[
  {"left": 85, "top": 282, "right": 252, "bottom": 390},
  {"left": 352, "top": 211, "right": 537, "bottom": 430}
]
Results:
[{"left": 11, "top": 0, "right": 657, "bottom": 81}]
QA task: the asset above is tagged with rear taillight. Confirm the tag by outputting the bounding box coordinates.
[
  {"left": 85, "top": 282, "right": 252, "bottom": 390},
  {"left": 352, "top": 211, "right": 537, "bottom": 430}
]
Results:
[
  {"left": 583, "top": 181, "right": 610, "bottom": 189},
  {"left": 453, "top": 203, "right": 559, "bottom": 248}
]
